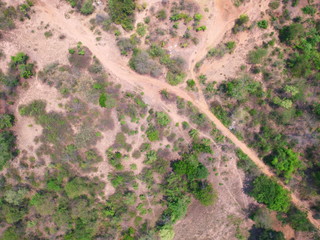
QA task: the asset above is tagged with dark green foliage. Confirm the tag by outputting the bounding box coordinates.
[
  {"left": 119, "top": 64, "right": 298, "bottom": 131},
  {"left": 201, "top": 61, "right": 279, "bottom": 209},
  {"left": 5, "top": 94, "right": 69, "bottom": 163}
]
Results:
[
  {"left": 99, "top": 93, "right": 107, "bottom": 107},
  {"left": 221, "top": 75, "right": 263, "bottom": 100},
  {"left": 10, "top": 52, "right": 34, "bottom": 79},
  {"left": 107, "top": 150, "right": 124, "bottom": 170},
  {"left": 188, "top": 180, "right": 216, "bottom": 206},
  {"left": 250, "top": 175, "right": 290, "bottom": 212},
  {"left": 172, "top": 153, "right": 209, "bottom": 181},
  {"left": 279, "top": 23, "right": 304, "bottom": 44},
  {"left": 250, "top": 227, "right": 285, "bottom": 240},
  {"left": 108, "top": 0, "right": 135, "bottom": 31},
  {"left": 0, "top": 131, "right": 16, "bottom": 170},
  {"left": 281, "top": 206, "right": 314, "bottom": 231},
  {"left": 314, "top": 103, "right": 320, "bottom": 118},
  {"left": 257, "top": 20, "right": 268, "bottom": 29},
  {"left": 210, "top": 103, "right": 231, "bottom": 127},
  {"left": 291, "top": 0, "right": 299, "bottom": 7},
  {"left": 0, "top": 114, "right": 14, "bottom": 129},
  {"left": 301, "top": 5, "right": 317, "bottom": 16}
]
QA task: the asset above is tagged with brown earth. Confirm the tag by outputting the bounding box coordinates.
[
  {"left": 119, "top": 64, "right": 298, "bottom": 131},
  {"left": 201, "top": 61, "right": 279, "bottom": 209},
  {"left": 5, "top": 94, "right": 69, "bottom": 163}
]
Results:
[{"left": 1, "top": 0, "right": 319, "bottom": 237}]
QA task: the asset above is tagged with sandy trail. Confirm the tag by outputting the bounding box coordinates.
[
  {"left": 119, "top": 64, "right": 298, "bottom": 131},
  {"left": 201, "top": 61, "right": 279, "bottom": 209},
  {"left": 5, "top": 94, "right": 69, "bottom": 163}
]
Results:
[{"left": 36, "top": 0, "right": 320, "bottom": 230}]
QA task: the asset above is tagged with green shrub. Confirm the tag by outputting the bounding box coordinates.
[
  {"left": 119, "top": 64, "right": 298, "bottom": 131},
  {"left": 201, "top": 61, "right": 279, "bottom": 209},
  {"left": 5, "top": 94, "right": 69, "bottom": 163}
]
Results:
[
  {"left": 248, "top": 48, "right": 268, "bottom": 64},
  {"left": 146, "top": 125, "right": 159, "bottom": 141},
  {"left": 232, "top": 14, "right": 249, "bottom": 33},
  {"left": 279, "top": 23, "right": 304, "bottom": 44},
  {"left": 210, "top": 103, "right": 231, "bottom": 126},
  {"left": 250, "top": 175, "right": 290, "bottom": 212},
  {"left": 136, "top": 22, "right": 146, "bottom": 36},
  {"left": 193, "top": 13, "right": 203, "bottom": 21},
  {"left": 189, "top": 180, "right": 216, "bottom": 206},
  {"left": 108, "top": 0, "right": 136, "bottom": 30},
  {"left": 257, "top": 20, "right": 268, "bottom": 29},
  {"left": 269, "top": 147, "right": 301, "bottom": 179},
  {"left": 166, "top": 72, "right": 185, "bottom": 86},
  {"left": 225, "top": 41, "right": 236, "bottom": 52},
  {"left": 291, "top": 0, "right": 299, "bottom": 7},
  {"left": 156, "top": 112, "right": 171, "bottom": 127},
  {"left": 301, "top": 5, "right": 317, "bottom": 16},
  {"left": 64, "top": 177, "right": 89, "bottom": 199},
  {"left": 99, "top": 93, "right": 107, "bottom": 107},
  {"left": 0, "top": 114, "right": 14, "bottom": 129},
  {"left": 80, "top": 0, "right": 95, "bottom": 15},
  {"left": 0, "top": 131, "right": 16, "bottom": 170},
  {"left": 195, "top": 25, "right": 206, "bottom": 32}
]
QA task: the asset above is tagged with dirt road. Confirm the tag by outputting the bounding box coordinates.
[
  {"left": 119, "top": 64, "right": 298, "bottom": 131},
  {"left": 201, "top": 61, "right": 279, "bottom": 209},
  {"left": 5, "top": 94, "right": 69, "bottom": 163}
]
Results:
[{"left": 36, "top": 0, "right": 320, "bottom": 230}]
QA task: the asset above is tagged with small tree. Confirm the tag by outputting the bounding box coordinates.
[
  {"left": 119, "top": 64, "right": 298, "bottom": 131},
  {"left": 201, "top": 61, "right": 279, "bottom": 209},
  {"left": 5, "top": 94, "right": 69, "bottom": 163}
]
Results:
[
  {"left": 250, "top": 175, "right": 291, "bottom": 212},
  {"left": 0, "top": 114, "right": 14, "bottom": 129}
]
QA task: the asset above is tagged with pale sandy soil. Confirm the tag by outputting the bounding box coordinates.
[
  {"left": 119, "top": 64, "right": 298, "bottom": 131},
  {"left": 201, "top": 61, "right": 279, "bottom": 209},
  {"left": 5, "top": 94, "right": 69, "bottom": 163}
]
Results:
[{"left": 1, "top": 0, "right": 319, "bottom": 237}]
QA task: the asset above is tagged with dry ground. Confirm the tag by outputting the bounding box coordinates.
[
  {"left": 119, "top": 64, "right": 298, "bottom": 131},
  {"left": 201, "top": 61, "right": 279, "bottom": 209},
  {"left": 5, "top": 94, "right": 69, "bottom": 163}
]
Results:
[{"left": 0, "top": 0, "right": 319, "bottom": 239}]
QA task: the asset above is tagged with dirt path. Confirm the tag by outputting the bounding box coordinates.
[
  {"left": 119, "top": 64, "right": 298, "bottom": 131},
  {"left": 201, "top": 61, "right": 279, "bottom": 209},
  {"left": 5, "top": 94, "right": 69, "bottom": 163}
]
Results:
[{"left": 36, "top": 0, "right": 320, "bottom": 230}]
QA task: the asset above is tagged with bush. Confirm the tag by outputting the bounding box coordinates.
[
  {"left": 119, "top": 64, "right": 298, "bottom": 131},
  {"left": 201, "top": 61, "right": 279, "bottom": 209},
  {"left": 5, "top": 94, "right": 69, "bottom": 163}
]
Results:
[
  {"left": 108, "top": 0, "right": 136, "bottom": 30},
  {"left": 269, "top": 147, "right": 301, "bottom": 179},
  {"left": 225, "top": 41, "right": 236, "bottom": 52},
  {"left": 146, "top": 125, "right": 159, "bottom": 141},
  {"left": 250, "top": 228, "right": 285, "bottom": 240},
  {"left": 279, "top": 23, "right": 304, "bottom": 44},
  {"left": 283, "top": 206, "right": 314, "bottom": 231},
  {"left": 250, "top": 175, "right": 290, "bottom": 212},
  {"left": 156, "top": 9, "right": 167, "bottom": 21},
  {"left": 194, "top": 13, "right": 203, "bottom": 21},
  {"left": 166, "top": 72, "right": 185, "bottom": 86},
  {"left": 269, "top": 1, "right": 280, "bottom": 9},
  {"left": 0, "top": 114, "right": 14, "bottom": 129},
  {"left": 232, "top": 14, "right": 249, "bottom": 33},
  {"left": 257, "top": 20, "right": 268, "bottom": 29},
  {"left": 136, "top": 23, "right": 146, "bottom": 36},
  {"left": 80, "top": 0, "right": 94, "bottom": 15},
  {"left": 248, "top": 48, "right": 268, "bottom": 64},
  {"left": 129, "top": 50, "right": 163, "bottom": 77},
  {"left": 302, "top": 6, "right": 317, "bottom": 16},
  {"left": 156, "top": 112, "right": 170, "bottom": 127},
  {"left": 117, "top": 37, "right": 140, "bottom": 55},
  {"left": 189, "top": 180, "right": 216, "bottom": 206},
  {"left": 0, "top": 131, "right": 16, "bottom": 170},
  {"left": 64, "top": 177, "right": 89, "bottom": 199}
]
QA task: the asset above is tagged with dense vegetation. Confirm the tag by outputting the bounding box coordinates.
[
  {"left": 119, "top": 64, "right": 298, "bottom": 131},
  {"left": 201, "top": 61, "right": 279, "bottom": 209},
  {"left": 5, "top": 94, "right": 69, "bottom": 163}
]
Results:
[
  {"left": 108, "top": 0, "right": 135, "bottom": 30},
  {"left": 66, "top": 0, "right": 95, "bottom": 15}
]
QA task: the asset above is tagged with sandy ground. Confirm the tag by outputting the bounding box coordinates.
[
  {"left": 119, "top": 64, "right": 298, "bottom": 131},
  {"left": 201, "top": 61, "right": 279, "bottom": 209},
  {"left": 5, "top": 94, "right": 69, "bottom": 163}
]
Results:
[{"left": 1, "top": 0, "right": 319, "bottom": 236}]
